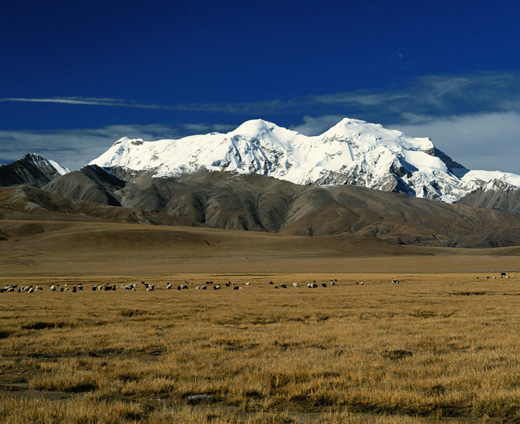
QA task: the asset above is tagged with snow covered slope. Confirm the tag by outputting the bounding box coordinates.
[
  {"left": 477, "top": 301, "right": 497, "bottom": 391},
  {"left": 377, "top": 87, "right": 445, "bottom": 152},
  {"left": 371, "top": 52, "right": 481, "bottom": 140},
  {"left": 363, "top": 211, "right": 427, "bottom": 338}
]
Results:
[{"left": 90, "top": 118, "right": 520, "bottom": 203}]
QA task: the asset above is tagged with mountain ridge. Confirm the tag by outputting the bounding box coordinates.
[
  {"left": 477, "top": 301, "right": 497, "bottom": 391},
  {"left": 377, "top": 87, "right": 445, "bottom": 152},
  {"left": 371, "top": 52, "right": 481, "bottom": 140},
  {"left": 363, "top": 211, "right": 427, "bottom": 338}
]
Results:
[
  {"left": 40, "top": 167, "right": 520, "bottom": 248},
  {"left": 0, "top": 153, "right": 69, "bottom": 188}
]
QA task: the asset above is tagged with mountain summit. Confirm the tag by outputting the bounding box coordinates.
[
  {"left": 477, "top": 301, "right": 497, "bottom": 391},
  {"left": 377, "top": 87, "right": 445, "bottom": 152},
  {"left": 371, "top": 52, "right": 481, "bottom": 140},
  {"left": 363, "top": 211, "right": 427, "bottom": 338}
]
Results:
[{"left": 90, "top": 118, "right": 520, "bottom": 203}]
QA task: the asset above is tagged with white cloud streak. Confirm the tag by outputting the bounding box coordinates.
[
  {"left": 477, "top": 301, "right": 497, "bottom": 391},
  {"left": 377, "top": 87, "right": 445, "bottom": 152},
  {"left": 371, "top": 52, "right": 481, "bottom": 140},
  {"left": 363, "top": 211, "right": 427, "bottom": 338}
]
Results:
[{"left": 0, "top": 97, "right": 175, "bottom": 109}]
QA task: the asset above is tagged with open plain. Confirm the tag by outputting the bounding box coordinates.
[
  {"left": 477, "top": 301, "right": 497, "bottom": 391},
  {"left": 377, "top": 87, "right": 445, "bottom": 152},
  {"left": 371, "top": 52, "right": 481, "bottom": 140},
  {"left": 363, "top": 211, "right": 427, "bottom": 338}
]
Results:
[{"left": 1, "top": 220, "right": 520, "bottom": 423}]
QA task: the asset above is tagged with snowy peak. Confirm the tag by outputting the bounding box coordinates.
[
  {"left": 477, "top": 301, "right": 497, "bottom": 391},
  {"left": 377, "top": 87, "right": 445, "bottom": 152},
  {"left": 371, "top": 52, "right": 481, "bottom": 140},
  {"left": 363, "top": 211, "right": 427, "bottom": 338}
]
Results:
[
  {"left": 21, "top": 153, "right": 70, "bottom": 176},
  {"left": 112, "top": 137, "right": 144, "bottom": 147},
  {"left": 231, "top": 119, "right": 279, "bottom": 136},
  {"left": 89, "top": 118, "right": 520, "bottom": 203},
  {"left": 322, "top": 118, "right": 434, "bottom": 152},
  {"left": 20, "top": 153, "right": 70, "bottom": 175}
]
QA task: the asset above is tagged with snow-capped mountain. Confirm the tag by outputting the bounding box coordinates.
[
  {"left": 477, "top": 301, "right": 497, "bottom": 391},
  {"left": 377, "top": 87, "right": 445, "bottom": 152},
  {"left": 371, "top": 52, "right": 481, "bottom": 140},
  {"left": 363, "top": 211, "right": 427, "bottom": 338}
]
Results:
[
  {"left": 90, "top": 118, "right": 520, "bottom": 203},
  {"left": 0, "top": 153, "right": 69, "bottom": 188}
]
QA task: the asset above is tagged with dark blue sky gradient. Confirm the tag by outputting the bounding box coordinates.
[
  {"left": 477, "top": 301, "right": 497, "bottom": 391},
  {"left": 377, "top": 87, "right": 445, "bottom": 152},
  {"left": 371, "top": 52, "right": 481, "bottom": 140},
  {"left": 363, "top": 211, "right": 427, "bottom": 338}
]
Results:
[{"left": 2, "top": 0, "right": 520, "bottom": 172}]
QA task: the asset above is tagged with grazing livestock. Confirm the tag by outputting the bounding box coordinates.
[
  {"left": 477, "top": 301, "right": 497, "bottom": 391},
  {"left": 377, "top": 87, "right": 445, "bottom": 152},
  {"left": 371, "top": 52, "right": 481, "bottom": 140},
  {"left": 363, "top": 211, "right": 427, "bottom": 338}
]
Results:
[
  {"left": 166, "top": 283, "right": 172, "bottom": 290},
  {"left": 321, "top": 283, "right": 327, "bottom": 288},
  {"left": 201, "top": 285, "right": 207, "bottom": 290},
  {"left": 50, "top": 285, "right": 57, "bottom": 291},
  {"left": 280, "top": 283, "right": 287, "bottom": 288},
  {"left": 293, "top": 283, "right": 300, "bottom": 288},
  {"left": 77, "top": 284, "right": 83, "bottom": 291},
  {"left": 392, "top": 280, "right": 400, "bottom": 284},
  {"left": 121, "top": 284, "right": 136, "bottom": 290}
]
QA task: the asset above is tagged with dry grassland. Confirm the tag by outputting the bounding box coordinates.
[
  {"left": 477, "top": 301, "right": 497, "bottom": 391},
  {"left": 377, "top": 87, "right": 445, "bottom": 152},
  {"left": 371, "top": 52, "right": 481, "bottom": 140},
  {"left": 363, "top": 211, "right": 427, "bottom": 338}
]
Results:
[
  {"left": 1, "top": 220, "right": 520, "bottom": 277},
  {"left": 1, "top": 272, "right": 520, "bottom": 423}
]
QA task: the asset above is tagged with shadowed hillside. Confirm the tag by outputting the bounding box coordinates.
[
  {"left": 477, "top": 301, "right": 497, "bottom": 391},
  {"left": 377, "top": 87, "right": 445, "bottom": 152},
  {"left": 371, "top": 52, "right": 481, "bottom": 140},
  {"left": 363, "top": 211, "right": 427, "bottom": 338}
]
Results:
[{"left": 43, "top": 168, "right": 520, "bottom": 248}]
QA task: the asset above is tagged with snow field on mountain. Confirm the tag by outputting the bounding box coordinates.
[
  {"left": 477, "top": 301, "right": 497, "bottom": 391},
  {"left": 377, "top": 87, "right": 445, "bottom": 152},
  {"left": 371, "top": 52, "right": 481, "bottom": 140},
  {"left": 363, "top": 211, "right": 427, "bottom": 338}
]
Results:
[{"left": 90, "top": 118, "right": 520, "bottom": 203}]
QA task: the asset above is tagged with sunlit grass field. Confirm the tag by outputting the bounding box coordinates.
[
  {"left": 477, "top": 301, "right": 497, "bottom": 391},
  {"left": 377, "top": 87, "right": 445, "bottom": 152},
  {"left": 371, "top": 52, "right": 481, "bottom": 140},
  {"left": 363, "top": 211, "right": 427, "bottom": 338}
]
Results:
[{"left": 1, "top": 272, "right": 519, "bottom": 423}]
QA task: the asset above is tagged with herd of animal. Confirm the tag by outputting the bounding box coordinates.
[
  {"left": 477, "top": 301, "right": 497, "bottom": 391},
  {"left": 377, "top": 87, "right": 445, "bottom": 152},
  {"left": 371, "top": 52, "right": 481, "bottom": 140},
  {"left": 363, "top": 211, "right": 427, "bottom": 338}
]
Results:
[
  {"left": 1, "top": 279, "right": 339, "bottom": 293},
  {"left": 0, "top": 274, "right": 514, "bottom": 294}
]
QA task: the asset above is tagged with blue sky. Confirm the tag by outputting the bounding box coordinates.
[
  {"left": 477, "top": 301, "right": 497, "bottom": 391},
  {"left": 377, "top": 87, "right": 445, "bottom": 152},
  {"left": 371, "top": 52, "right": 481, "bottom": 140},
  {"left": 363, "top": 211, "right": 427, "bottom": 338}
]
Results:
[{"left": 1, "top": 0, "right": 520, "bottom": 172}]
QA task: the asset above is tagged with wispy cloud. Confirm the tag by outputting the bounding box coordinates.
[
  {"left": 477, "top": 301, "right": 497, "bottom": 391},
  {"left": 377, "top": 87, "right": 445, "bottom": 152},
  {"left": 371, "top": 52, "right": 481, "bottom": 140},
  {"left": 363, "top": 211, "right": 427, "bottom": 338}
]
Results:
[
  {"left": 4, "top": 71, "right": 520, "bottom": 120},
  {"left": 0, "top": 97, "right": 175, "bottom": 109},
  {"left": 178, "top": 71, "right": 520, "bottom": 120}
]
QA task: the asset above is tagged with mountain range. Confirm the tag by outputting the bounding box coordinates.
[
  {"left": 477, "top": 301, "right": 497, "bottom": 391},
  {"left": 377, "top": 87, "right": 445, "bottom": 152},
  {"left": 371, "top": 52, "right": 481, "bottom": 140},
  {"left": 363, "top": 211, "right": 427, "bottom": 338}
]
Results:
[
  {"left": 90, "top": 118, "right": 520, "bottom": 203},
  {"left": 2, "top": 118, "right": 520, "bottom": 249}
]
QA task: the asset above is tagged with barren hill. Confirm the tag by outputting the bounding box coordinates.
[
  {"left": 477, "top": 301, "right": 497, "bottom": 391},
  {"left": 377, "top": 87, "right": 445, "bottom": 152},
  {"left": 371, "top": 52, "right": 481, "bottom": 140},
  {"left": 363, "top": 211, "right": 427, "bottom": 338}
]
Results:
[{"left": 27, "top": 168, "right": 520, "bottom": 247}]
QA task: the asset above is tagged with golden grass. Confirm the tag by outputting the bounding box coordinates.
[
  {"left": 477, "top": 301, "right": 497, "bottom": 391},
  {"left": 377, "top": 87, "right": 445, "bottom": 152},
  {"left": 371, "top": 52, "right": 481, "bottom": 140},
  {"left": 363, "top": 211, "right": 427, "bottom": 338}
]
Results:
[{"left": 1, "top": 272, "right": 520, "bottom": 423}]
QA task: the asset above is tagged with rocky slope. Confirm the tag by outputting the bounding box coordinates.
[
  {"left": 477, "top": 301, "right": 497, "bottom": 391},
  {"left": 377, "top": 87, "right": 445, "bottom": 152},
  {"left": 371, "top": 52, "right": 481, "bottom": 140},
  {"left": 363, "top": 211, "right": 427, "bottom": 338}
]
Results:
[
  {"left": 457, "top": 179, "right": 520, "bottom": 214},
  {"left": 0, "top": 153, "right": 69, "bottom": 188}
]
